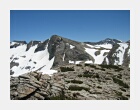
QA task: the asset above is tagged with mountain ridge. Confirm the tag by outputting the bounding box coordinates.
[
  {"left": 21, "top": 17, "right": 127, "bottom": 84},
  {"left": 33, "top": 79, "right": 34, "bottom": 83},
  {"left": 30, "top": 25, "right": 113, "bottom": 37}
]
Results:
[
  {"left": 10, "top": 38, "right": 130, "bottom": 46},
  {"left": 10, "top": 35, "right": 130, "bottom": 76}
]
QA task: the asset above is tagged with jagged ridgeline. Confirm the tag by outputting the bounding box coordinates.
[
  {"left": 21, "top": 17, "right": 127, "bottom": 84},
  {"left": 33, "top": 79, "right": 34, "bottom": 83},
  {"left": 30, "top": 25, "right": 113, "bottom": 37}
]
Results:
[
  {"left": 10, "top": 35, "right": 130, "bottom": 76},
  {"left": 10, "top": 35, "right": 130, "bottom": 100}
]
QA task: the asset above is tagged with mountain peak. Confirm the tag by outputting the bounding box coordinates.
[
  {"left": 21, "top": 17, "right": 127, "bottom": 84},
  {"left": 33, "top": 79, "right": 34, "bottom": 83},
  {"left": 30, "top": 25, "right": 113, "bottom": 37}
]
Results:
[
  {"left": 12, "top": 40, "right": 27, "bottom": 44},
  {"left": 50, "top": 35, "right": 62, "bottom": 39},
  {"left": 104, "top": 38, "right": 112, "bottom": 41},
  {"left": 26, "top": 40, "right": 41, "bottom": 51},
  {"left": 98, "top": 38, "right": 122, "bottom": 45},
  {"left": 10, "top": 40, "right": 27, "bottom": 48}
]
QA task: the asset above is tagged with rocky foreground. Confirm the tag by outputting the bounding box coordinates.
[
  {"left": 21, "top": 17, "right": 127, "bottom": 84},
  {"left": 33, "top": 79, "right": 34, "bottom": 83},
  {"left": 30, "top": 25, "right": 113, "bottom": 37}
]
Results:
[{"left": 10, "top": 63, "right": 130, "bottom": 100}]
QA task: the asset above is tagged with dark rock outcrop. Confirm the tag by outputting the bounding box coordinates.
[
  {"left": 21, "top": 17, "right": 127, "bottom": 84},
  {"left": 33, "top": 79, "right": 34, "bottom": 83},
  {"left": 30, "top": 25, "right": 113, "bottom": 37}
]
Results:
[
  {"left": 47, "top": 35, "right": 94, "bottom": 68},
  {"left": 10, "top": 61, "right": 19, "bottom": 69},
  {"left": 102, "top": 44, "right": 120, "bottom": 65},
  {"left": 123, "top": 46, "right": 130, "bottom": 67},
  {"left": 35, "top": 39, "right": 49, "bottom": 53},
  {"left": 26, "top": 41, "right": 41, "bottom": 51}
]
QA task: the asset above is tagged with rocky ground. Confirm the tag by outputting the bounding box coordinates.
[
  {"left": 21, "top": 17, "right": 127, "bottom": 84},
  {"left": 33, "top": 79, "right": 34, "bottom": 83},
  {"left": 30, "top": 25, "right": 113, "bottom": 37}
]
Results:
[{"left": 10, "top": 63, "right": 130, "bottom": 100}]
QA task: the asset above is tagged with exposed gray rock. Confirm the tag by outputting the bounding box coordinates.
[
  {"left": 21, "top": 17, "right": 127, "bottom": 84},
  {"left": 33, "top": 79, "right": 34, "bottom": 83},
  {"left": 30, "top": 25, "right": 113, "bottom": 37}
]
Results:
[
  {"left": 26, "top": 41, "right": 40, "bottom": 51},
  {"left": 123, "top": 45, "right": 130, "bottom": 67},
  {"left": 47, "top": 35, "right": 94, "bottom": 68},
  {"left": 102, "top": 43, "right": 120, "bottom": 65},
  {"left": 25, "top": 66, "right": 31, "bottom": 70},
  {"left": 34, "top": 93, "right": 45, "bottom": 100},
  {"left": 35, "top": 39, "right": 49, "bottom": 53},
  {"left": 10, "top": 61, "right": 19, "bottom": 69},
  {"left": 10, "top": 63, "right": 130, "bottom": 100},
  {"left": 10, "top": 70, "right": 14, "bottom": 75}
]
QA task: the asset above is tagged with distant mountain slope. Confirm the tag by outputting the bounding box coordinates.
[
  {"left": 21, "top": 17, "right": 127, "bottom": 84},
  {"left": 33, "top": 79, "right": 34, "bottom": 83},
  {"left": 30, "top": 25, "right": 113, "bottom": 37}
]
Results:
[
  {"left": 85, "top": 38, "right": 122, "bottom": 45},
  {"left": 102, "top": 42, "right": 130, "bottom": 66},
  {"left": 10, "top": 35, "right": 130, "bottom": 76}
]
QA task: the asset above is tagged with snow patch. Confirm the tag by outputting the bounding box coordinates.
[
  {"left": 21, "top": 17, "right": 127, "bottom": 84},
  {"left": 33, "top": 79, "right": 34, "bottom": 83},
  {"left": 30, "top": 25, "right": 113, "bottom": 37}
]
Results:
[
  {"left": 85, "top": 47, "right": 110, "bottom": 64},
  {"left": 10, "top": 42, "right": 19, "bottom": 46},
  {"left": 63, "top": 53, "right": 65, "bottom": 61},
  {"left": 75, "top": 61, "right": 82, "bottom": 64},
  {"left": 69, "top": 60, "right": 74, "bottom": 64},
  {"left": 85, "top": 48, "right": 110, "bottom": 64},
  {"left": 85, "top": 60, "right": 93, "bottom": 64},
  {"left": 11, "top": 43, "right": 56, "bottom": 76},
  {"left": 10, "top": 44, "right": 27, "bottom": 61},
  {"left": 66, "top": 43, "right": 69, "bottom": 45},
  {"left": 86, "top": 44, "right": 94, "bottom": 48},
  {"left": 105, "top": 57, "right": 109, "bottom": 65},
  {"left": 95, "top": 43, "right": 112, "bottom": 49},
  {"left": 68, "top": 60, "right": 82, "bottom": 64},
  {"left": 70, "top": 45, "right": 75, "bottom": 49}
]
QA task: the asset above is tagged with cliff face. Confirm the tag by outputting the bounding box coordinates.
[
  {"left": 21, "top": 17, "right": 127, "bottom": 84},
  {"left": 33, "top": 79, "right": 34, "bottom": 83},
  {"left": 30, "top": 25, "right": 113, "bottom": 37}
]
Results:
[{"left": 47, "top": 35, "right": 94, "bottom": 67}]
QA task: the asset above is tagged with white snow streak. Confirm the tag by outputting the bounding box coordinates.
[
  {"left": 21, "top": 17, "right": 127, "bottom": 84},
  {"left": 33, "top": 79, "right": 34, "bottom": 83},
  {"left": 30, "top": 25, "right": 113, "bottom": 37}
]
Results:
[
  {"left": 69, "top": 60, "right": 93, "bottom": 64},
  {"left": 85, "top": 43, "right": 112, "bottom": 49},
  {"left": 70, "top": 45, "right": 75, "bottom": 49},
  {"left": 95, "top": 43, "right": 112, "bottom": 49},
  {"left": 75, "top": 61, "right": 82, "bottom": 64},
  {"left": 69, "top": 60, "right": 74, "bottom": 64},
  {"left": 86, "top": 44, "right": 94, "bottom": 48},
  {"left": 127, "top": 49, "right": 130, "bottom": 56},
  {"left": 114, "top": 43, "right": 128, "bottom": 65},
  {"left": 105, "top": 57, "right": 109, "bottom": 65},
  {"left": 63, "top": 53, "right": 65, "bottom": 61},
  {"left": 85, "top": 60, "right": 93, "bottom": 64},
  {"left": 68, "top": 60, "right": 82, "bottom": 64}
]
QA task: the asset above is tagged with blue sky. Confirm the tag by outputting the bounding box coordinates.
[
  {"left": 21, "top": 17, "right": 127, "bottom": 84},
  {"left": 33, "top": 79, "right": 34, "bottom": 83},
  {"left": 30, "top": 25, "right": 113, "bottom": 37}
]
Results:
[{"left": 10, "top": 10, "right": 130, "bottom": 42}]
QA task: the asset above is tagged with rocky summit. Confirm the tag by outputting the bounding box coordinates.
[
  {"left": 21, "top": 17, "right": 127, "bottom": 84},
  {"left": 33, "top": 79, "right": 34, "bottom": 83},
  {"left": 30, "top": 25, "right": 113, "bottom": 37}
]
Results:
[
  {"left": 10, "top": 63, "right": 130, "bottom": 100},
  {"left": 10, "top": 35, "right": 130, "bottom": 100}
]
